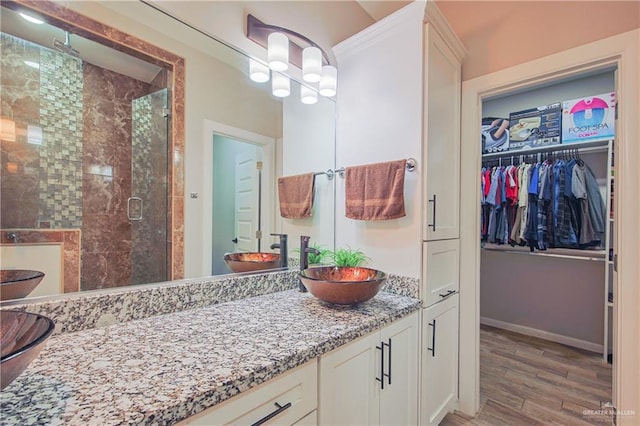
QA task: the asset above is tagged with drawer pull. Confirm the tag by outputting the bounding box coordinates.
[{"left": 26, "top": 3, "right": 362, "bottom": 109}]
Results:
[
  {"left": 251, "top": 401, "right": 292, "bottom": 426},
  {"left": 427, "top": 320, "right": 436, "bottom": 357},
  {"left": 439, "top": 290, "right": 456, "bottom": 299},
  {"left": 375, "top": 343, "right": 385, "bottom": 390}
]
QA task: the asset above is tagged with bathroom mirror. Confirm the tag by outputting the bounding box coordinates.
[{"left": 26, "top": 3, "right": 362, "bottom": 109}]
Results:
[{"left": 0, "top": 0, "right": 335, "bottom": 301}]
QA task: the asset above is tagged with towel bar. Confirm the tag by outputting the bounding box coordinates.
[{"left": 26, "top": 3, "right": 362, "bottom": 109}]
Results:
[{"left": 330, "top": 157, "right": 417, "bottom": 179}]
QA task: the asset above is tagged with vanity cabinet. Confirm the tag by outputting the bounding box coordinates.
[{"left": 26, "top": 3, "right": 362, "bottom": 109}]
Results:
[
  {"left": 318, "top": 312, "right": 420, "bottom": 425},
  {"left": 421, "top": 294, "right": 459, "bottom": 426},
  {"left": 179, "top": 361, "right": 317, "bottom": 425}
]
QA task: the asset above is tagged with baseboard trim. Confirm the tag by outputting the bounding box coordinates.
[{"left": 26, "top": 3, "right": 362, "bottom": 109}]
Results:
[{"left": 480, "top": 316, "right": 604, "bottom": 354}]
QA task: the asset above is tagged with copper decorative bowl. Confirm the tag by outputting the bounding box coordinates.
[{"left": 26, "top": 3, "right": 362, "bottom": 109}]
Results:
[
  {"left": 223, "top": 252, "right": 281, "bottom": 273},
  {"left": 299, "top": 266, "right": 387, "bottom": 305},
  {"left": 1, "top": 270, "right": 45, "bottom": 301},
  {"left": 1, "top": 310, "right": 55, "bottom": 390}
]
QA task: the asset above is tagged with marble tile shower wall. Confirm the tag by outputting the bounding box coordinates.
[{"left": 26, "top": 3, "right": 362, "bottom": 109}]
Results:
[
  {"left": 0, "top": 33, "right": 82, "bottom": 229},
  {"left": 82, "top": 63, "right": 153, "bottom": 290}
]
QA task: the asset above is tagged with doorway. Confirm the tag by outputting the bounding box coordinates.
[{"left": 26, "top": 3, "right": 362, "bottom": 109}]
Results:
[
  {"left": 202, "top": 120, "right": 275, "bottom": 277},
  {"left": 211, "top": 135, "right": 264, "bottom": 275}
]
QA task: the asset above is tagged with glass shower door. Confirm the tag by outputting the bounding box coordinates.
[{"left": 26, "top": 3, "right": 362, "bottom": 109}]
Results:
[{"left": 130, "top": 88, "right": 169, "bottom": 285}]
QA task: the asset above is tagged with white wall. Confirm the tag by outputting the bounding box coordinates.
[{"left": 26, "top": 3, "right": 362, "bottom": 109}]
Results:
[
  {"left": 333, "top": 3, "right": 424, "bottom": 277},
  {"left": 281, "top": 83, "right": 336, "bottom": 252}
]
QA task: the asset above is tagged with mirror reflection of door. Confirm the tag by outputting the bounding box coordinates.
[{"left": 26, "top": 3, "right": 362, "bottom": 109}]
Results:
[
  {"left": 212, "top": 135, "right": 263, "bottom": 275},
  {"left": 234, "top": 151, "right": 260, "bottom": 254}
]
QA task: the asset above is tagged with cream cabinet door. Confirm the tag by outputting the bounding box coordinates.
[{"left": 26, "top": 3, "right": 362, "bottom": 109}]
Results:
[
  {"left": 379, "top": 312, "right": 420, "bottom": 426},
  {"left": 423, "top": 23, "right": 461, "bottom": 241},
  {"left": 319, "top": 332, "right": 380, "bottom": 426},
  {"left": 421, "top": 294, "right": 459, "bottom": 426},
  {"left": 422, "top": 239, "right": 460, "bottom": 307}
]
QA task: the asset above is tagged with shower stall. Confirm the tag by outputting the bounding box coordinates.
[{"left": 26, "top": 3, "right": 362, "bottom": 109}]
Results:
[{"left": 0, "top": 25, "right": 170, "bottom": 291}]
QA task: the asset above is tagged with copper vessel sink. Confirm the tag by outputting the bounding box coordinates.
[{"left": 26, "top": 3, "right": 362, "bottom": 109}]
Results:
[
  {"left": 1, "top": 310, "right": 55, "bottom": 390},
  {"left": 299, "top": 266, "right": 387, "bottom": 305},
  {"left": 223, "top": 252, "right": 281, "bottom": 273},
  {"left": 1, "top": 270, "right": 45, "bottom": 301}
]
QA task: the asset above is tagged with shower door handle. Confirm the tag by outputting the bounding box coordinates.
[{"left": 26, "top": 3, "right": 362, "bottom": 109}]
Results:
[{"left": 127, "top": 197, "right": 143, "bottom": 221}]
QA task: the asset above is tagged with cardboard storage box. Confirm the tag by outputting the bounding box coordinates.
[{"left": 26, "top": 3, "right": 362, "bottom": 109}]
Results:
[
  {"left": 508, "top": 102, "right": 562, "bottom": 150},
  {"left": 481, "top": 117, "right": 510, "bottom": 153},
  {"left": 562, "top": 92, "right": 616, "bottom": 144}
]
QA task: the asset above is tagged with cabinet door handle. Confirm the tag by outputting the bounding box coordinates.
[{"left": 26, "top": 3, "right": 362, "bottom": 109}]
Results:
[
  {"left": 439, "top": 290, "right": 456, "bottom": 299},
  {"left": 383, "top": 338, "right": 392, "bottom": 385},
  {"left": 375, "top": 343, "right": 385, "bottom": 390},
  {"left": 427, "top": 320, "right": 436, "bottom": 357},
  {"left": 428, "top": 194, "right": 437, "bottom": 231},
  {"left": 127, "top": 196, "right": 143, "bottom": 221},
  {"left": 251, "top": 401, "right": 292, "bottom": 426}
]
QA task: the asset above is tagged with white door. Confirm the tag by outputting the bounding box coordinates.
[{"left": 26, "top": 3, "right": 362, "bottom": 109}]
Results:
[
  {"left": 234, "top": 150, "right": 259, "bottom": 253},
  {"left": 422, "top": 294, "right": 459, "bottom": 426},
  {"left": 424, "top": 23, "right": 461, "bottom": 241},
  {"left": 379, "top": 312, "right": 419, "bottom": 426},
  {"left": 319, "top": 333, "right": 380, "bottom": 426}
]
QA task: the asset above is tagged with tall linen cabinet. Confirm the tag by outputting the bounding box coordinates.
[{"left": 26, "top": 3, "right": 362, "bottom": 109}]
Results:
[{"left": 334, "top": 2, "right": 466, "bottom": 425}]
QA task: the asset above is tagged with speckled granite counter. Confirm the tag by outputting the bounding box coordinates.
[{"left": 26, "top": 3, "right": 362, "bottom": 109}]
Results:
[{"left": 1, "top": 289, "right": 420, "bottom": 425}]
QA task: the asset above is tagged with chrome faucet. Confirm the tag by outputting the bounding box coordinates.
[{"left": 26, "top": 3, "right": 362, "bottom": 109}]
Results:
[
  {"left": 299, "top": 235, "right": 320, "bottom": 292},
  {"left": 5, "top": 232, "right": 18, "bottom": 243},
  {"left": 269, "top": 233, "right": 288, "bottom": 268}
]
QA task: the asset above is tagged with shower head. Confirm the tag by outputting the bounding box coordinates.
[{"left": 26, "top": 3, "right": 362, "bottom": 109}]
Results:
[{"left": 53, "top": 31, "right": 79, "bottom": 57}]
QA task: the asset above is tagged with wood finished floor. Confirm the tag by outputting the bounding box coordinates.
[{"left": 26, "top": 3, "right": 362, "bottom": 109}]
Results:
[{"left": 441, "top": 325, "right": 613, "bottom": 425}]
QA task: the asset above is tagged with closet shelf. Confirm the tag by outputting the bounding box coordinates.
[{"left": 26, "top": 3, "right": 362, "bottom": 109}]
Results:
[
  {"left": 482, "top": 244, "right": 606, "bottom": 262},
  {"left": 481, "top": 138, "right": 612, "bottom": 160}
]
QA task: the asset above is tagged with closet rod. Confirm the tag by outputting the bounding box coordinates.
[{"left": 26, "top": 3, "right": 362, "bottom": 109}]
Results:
[
  {"left": 481, "top": 138, "right": 612, "bottom": 160},
  {"left": 482, "top": 247, "right": 606, "bottom": 262}
]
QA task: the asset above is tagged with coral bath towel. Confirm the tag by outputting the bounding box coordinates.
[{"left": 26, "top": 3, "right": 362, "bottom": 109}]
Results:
[
  {"left": 345, "top": 159, "right": 407, "bottom": 220},
  {"left": 278, "top": 173, "right": 315, "bottom": 219}
]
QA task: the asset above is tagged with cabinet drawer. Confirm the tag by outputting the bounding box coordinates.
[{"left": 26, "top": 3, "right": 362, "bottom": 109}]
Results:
[
  {"left": 422, "top": 239, "right": 459, "bottom": 307},
  {"left": 180, "top": 361, "right": 317, "bottom": 425}
]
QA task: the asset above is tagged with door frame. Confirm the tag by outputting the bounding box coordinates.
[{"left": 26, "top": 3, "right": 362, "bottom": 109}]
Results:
[
  {"left": 458, "top": 29, "right": 639, "bottom": 423},
  {"left": 202, "top": 119, "right": 275, "bottom": 276}
]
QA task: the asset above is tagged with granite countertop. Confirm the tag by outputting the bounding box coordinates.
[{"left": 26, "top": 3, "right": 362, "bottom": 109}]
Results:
[{"left": 0, "top": 289, "right": 420, "bottom": 425}]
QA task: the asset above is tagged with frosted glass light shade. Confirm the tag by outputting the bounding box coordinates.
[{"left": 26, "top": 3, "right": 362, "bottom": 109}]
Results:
[
  {"left": 302, "top": 47, "right": 322, "bottom": 83},
  {"left": 272, "top": 73, "right": 290, "bottom": 97},
  {"left": 300, "top": 86, "right": 318, "bottom": 105},
  {"left": 319, "top": 65, "right": 337, "bottom": 97},
  {"left": 249, "top": 59, "right": 270, "bottom": 83},
  {"left": 268, "top": 32, "right": 289, "bottom": 72}
]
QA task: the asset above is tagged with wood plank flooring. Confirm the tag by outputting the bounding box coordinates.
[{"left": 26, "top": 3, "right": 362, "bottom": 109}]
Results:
[{"left": 440, "top": 325, "right": 613, "bottom": 425}]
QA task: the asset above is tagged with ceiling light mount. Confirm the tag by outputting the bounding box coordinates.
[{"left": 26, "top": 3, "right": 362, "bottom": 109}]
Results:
[{"left": 246, "top": 14, "right": 331, "bottom": 71}]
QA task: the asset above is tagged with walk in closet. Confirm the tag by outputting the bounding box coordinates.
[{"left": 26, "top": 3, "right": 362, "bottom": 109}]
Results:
[{"left": 479, "top": 69, "right": 616, "bottom": 366}]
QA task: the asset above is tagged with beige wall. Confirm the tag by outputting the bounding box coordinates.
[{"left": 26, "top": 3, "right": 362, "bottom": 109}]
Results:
[{"left": 436, "top": 0, "right": 640, "bottom": 80}]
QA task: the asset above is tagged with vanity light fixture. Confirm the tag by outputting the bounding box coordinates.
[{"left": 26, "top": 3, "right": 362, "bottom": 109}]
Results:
[
  {"left": 19, "top": 12, "right": 44, "bottom": 25},
  {"left": 272, "top": 72, "right": 291, "bottom": 98},
  {"left": 300, "top": 86, "right": 318, "bottom": 105},
  {"left": 246, "top": 14, "right": 337, "bottom": 100},
  {"left": 249, "top": 59, "right": 270, "bottom": 83},
  {"left": 267, "top": 32, "right": 289, "bottom": 72}
]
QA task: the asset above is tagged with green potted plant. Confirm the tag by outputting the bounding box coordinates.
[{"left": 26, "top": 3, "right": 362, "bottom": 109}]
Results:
[
  {"left": 293, "top": 243, "right": 333, "bottom": 266},
  {"left": 330, "top": 246, "right": 369, "bottom": 267}
]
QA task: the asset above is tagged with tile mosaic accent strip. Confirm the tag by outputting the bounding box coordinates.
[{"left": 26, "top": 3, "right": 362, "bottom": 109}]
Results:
[{"left": 0, "top": 288, "right": 420, "bottom": 425}]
